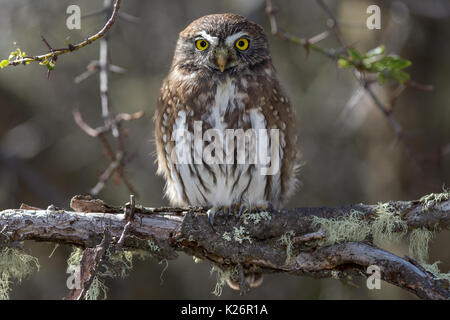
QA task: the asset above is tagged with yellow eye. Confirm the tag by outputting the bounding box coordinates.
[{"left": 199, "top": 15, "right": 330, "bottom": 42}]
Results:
[
  {"left": 235, "top": 38, "right": 249, "bottom": 51},
  {"left": 195, "top": 39, "right": 209, "bottom": 51}
]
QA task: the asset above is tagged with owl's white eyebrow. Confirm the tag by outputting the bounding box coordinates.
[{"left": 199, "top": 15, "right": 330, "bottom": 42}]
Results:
[
  {"left": 197, "top": 31, "right": 218, "bottom": 45},
  {"left": 225, "top": 32, "right": 248, "bottom": 47}
]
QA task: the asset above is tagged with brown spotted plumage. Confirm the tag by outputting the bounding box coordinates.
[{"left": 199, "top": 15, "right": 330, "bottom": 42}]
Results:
[{"left": 154, "top": 13, "right": 300, "bottom": 212}]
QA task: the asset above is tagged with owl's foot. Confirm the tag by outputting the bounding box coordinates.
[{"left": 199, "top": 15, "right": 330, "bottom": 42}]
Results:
[
  {"left": 206, "top": 205, "right": 246, "bottom": 227},
  {"left": 206, "top": 206, "right": 224, "bottom": 228}
]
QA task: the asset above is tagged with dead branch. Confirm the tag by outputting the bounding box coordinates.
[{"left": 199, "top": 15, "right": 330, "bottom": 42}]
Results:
[{"left": 1, "top": 195, "right": 448, "bottom": 300}]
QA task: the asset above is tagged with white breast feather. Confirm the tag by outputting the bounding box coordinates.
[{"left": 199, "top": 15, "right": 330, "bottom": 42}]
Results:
[{"left": 167, "top": 77, "right": 283, "bottom": 207}]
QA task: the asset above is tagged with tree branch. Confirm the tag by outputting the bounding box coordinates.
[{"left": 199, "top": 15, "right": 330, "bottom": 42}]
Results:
[
  {"left": 4, "top": 0, "right": 122, "bottom": 67},
  {"left": 1, "top": 194, "right": 448, "bottom": 299}
]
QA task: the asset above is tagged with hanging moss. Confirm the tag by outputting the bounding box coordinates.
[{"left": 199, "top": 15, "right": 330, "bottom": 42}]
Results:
[
  {"left": 67, "top": 247, "right": 83, "bottom": 267},
  {"left": 159, "top": 259, "right": 169, "bottom": 285},
  {"left": 372, "top": 202, "right": 407, "bottom": 246},
  {"left": 210, "top": 265, "right": 239, "bottom": 297},
  {"left": 84, "top": 276, "right": 108, "bottom": 300},
  {"left": 0, "top": 248, "right": 40, "bottom": 300},
  {"left": 278, "top": 230, "right": 295, "bottom": 262},
  {"left": 311, "top": 210, "right": 371, "bottom": 245},
  {"left": 66, "top": 246, "right": 147, "bottom": 300},
  {"left": 408, "top": 228, "right": 433, "bottom": 262},
  {"left": 210, "top": 265, "right": 226, "bottom": 296}
]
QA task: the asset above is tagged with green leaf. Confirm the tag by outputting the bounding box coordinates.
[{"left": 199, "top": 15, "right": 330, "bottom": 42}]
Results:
[
  {"left": 348, "top": 48, "right": 363, "bottom": 62},
  {"left": 378, "top": 73, "right": 387, "bottom": 84},
  {"left": 8, "top": 52, "right": 17, "bottom": 60},
  {"left": 391, "top": 58, "right": 411, "bottom": 70},
  {"left": 365, "top": 45, "right": 385, "bottom": 58},
  {"left": 47, "top": 61, "right": 56, "bottom": 70},
  {"left": 392, "top": 70, "right": 410, "bottom": 83},
  {"left": 337, "top": 58, "right": 351, "bottom": 68},
  {"left": 0, "top": 60, "right": 9, "bottom": 69}
]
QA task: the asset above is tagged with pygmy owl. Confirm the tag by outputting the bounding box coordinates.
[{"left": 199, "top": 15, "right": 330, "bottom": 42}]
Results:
[{"left": 154, "top": 13, "right": 300, "bottom": 289}]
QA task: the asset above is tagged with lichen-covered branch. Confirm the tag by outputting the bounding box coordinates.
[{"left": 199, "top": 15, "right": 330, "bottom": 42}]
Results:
[{"left": 0, "top": 192, "right": 449, "bottom": 299}]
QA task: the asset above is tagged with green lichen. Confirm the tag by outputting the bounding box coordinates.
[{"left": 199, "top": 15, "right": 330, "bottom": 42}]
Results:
[
  {"left": 311, "top": 210, "right": 371, "bottom": 245},
  {"left": 242, "top": 211, "right": 271, "bottom": 225},
  {"left": 148, "top": 240, "right": 161, "bottom": 252},
  {"left": 222, "top": 231, "right": 232, "bottom": 242},
  {"left": 278, "top": 230, "right": 295, "bottom": 262},
  {"left": 0, "top": 248, "right": 40, "bottom": 300},
  {"left": 331, "top": 270, "right": 340, "bottom": 279},
  {"left": 372, "top": 202, "right": 407, "bottom": 246},
  {"left": 419, "top": 190, "right": 449, "bottom": 211},
  {"left": 232, "top": 226, "right": 252, "bottom": 244},
  {"left": 408, "top": 228, "right": 433, "bottom": 262},
  {"left": 421, "top": 261, "right": 450, "bottom": 282},
  {"left": 192, "top": 256, "right": 202, "bottom": 264}
]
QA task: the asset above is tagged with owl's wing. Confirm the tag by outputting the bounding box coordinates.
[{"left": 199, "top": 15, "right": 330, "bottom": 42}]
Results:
[
  {"left": 254, "top": 68, "right": 301, "bottom": 206},
  {"left": 154, "top": 79, "right": 190, "bottom": 206}
]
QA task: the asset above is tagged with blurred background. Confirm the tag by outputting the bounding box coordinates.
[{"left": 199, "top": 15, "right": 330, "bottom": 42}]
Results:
[{"left": 0, "top": 0, "right": 449, "bottom": 299}]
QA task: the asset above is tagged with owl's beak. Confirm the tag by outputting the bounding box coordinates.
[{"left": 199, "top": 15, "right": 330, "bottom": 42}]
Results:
[{"left": 215, "top": 49, "right": 229, "bottom": 72}]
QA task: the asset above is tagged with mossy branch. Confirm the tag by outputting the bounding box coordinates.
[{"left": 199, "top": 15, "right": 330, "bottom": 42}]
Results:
[{"left": 0, "top": 192, "right": 449, "bottom": 299}]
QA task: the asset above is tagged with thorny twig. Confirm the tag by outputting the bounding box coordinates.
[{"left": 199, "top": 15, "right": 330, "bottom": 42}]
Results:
[{"left": 5, "top": 0, "right": 122, "bottom": 67}]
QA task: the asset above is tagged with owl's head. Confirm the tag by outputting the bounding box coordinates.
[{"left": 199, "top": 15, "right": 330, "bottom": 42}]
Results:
[{"left": 172, "top": 14, "right": 270, "bottom": 74}]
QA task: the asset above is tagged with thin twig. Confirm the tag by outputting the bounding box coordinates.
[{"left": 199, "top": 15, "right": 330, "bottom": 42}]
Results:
[{"left": 6, "top": 0, "right": 122, "bottom": 67}]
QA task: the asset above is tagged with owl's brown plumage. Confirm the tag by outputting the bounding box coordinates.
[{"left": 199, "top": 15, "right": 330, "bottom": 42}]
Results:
[{"left": 155, "top": 13, "right": 299, "bottom": 210}]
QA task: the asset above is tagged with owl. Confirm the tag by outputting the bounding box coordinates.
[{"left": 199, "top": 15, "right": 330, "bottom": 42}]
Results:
[{"left": 154, "top": 13, "right": 300, "bottom": 289}]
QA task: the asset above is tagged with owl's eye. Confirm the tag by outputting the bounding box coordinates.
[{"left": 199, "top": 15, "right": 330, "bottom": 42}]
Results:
[
  {"left": 235, "top": 38, "right": 249, "bottom": 51},
  {"left": 195, "top": 39, "right": 209, "bottom": 51}
]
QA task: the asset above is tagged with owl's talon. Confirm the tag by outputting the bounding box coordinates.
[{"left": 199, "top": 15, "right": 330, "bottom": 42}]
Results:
[
  {"left": 207, "top": 206, "right": 225, "bottom": 228},
  {"left": 207, "top": 207, "right": 217, "bottom": 228}
]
